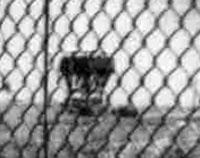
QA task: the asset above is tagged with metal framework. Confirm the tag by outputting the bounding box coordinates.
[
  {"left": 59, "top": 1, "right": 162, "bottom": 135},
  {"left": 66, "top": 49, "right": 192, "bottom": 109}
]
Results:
[{"left": 0, "top": 0, "right": 200, "bottom": 157}]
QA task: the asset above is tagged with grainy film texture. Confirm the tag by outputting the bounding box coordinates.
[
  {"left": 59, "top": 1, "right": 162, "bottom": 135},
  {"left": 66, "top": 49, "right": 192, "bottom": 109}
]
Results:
[{"left": 0, "top": 0, "right": 200, "bottom": 158}]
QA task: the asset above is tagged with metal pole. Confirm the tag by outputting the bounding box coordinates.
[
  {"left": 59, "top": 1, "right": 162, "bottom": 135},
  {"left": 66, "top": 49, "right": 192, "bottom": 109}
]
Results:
[{"left": 43, "top": 0, "right": 50, "bottom": 157}]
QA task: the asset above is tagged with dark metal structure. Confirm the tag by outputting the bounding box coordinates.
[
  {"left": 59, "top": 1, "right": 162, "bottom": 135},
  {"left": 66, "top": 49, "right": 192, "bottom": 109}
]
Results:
[{"left": 60, "top": 56, "right": 114, "bottom": 115}]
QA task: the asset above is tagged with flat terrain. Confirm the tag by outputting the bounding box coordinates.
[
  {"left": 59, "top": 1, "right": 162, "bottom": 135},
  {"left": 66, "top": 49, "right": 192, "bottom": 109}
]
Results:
[{"left": 0, "top": 102, "right": 200, "bottom": 158}]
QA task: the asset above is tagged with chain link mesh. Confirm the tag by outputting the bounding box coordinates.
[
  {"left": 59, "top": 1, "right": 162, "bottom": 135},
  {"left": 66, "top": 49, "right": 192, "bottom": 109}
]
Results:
[
  {"left": 0, "top": 0, "right": 45, "bottom": 157},
  {"left": 0, "top": 0, "right": 200, "bottom": 157}
]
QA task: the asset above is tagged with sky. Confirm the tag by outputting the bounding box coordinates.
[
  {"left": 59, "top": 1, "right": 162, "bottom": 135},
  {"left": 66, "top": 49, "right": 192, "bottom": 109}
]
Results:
[{"left": 0, "top": 0, "right": 200, "bottom": 110}]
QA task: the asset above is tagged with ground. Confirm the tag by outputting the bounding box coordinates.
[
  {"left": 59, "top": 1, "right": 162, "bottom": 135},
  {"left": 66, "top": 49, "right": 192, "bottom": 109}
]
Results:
[{"left": 1, "top": 102, "right": 200, "bottom": 158}]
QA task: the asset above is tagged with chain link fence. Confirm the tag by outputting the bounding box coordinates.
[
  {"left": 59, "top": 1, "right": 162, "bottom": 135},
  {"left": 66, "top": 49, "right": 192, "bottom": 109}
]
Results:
[{"left": 0, "top": 0, "right": 200, "bottom": 157}]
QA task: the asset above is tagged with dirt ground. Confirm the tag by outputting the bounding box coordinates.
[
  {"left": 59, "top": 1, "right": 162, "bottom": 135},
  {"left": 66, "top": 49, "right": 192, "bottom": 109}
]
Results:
[{"left": 0, "top": 102, "right": 200, "bottom": 158}]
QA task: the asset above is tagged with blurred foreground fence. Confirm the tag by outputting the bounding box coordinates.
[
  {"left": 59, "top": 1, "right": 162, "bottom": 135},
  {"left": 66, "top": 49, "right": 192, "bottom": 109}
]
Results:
[{"left": 0, "top": 0, "right": 200, "bottom": 157}]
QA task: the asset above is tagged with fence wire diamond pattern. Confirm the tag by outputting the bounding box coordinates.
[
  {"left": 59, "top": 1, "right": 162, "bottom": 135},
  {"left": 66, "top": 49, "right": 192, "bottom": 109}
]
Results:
[{"left": 0, "top": 0, "right": 200, "bottom": 158}]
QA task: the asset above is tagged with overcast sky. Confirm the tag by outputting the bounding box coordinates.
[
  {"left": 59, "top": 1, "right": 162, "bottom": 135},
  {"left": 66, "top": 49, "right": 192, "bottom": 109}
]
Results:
[{"left": 0, "top": 0, "right": 200, "bottom": 110}]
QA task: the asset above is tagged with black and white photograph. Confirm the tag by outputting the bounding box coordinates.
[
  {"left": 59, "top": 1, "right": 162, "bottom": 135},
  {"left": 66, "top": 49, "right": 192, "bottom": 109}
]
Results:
[{"left": 0, "top": 0, "right": 200, "bottom": 157}]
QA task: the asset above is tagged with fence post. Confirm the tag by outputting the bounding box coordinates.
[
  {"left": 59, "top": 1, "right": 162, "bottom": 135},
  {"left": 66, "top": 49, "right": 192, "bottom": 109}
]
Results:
[{"left": 43, "top": 0, "right": 50, "bottom": 157}]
